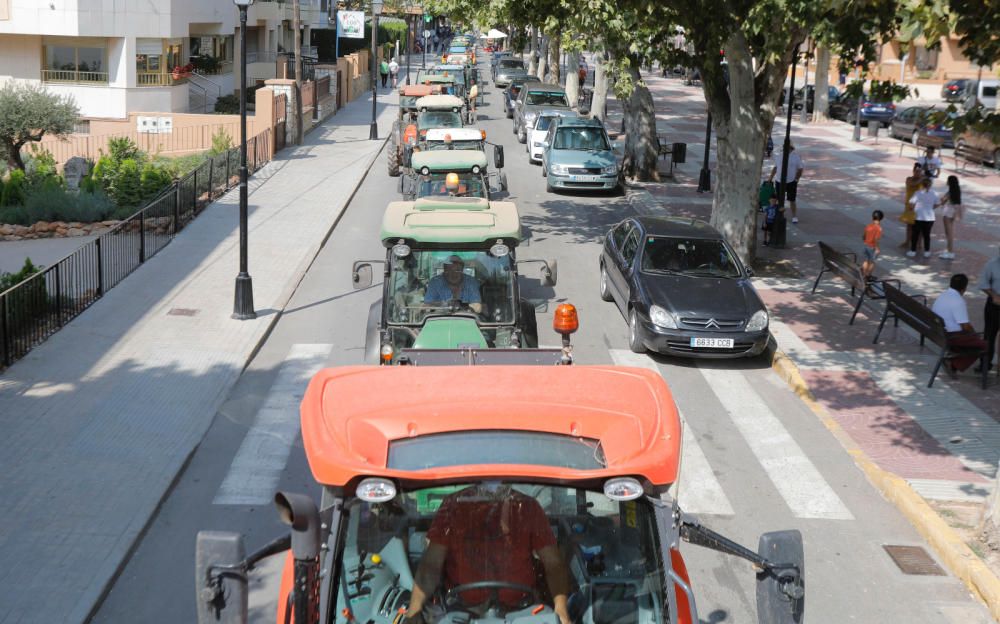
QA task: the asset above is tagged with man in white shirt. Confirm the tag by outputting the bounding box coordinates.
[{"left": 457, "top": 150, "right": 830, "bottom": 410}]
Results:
[
  {"left": 978, "top": 246, "right": 1000, "bottom": 372},
  {"left": 931, "top": 273, "right": 987, "bottom": 372},
  {"left": 769, "top": 143, "right": 804, "bottom": 224},
  {"left": 907, "top": 178, "right": 941, "bottom": 258},
  {"left": 916, "top": 146, "right": 942, "bottom": 179}
]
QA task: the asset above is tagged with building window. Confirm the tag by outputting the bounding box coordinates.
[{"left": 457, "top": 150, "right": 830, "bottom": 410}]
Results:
[
  {"left": 189, "top": 35, "right": 234, "bottom": 74},
  {"left": 914, "top": 45, "right": 939, "bottom": 72},
  {"left": 137, "top": 39, "right": 189, "bottom": 86},
  {"left": 43, "top": 43, "right": 107, "bottom": 83}
]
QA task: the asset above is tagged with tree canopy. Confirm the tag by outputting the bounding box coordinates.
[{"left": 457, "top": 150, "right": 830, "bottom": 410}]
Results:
[{"left": 0, "top": 82, "right": 79, "bottom": 172}]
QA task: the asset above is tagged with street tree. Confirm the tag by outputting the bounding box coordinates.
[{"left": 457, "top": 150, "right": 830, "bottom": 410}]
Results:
[{"left": 0, "top": 81, "right": 78, "bottom": 172}]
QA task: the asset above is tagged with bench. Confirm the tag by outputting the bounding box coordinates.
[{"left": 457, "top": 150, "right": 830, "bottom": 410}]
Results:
[
  {"left": 653, "top": 136, "right": 686, "bottom": 176},
  {"left": 811, "top": 241, "right": 900, "bottom": 324},
  {"left": 873, "top": 282, "right": 988, "bottom": 388},
  {"left": 898, "top": 134, "right": 947, "bottom": 158},
  {"left": 954, "top": 142, "right": 993, "bottom": 175}
]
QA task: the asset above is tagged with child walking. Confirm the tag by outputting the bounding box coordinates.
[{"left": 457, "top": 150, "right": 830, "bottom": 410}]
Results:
[
  {"left": 762, "top": 195, "right": 779, "bottom": 246},
  {"left": 862, "top": 210, "right": 884, "bottom": 280}
]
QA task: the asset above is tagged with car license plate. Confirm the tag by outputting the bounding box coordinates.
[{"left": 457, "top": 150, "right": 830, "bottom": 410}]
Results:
[
  {"left": 569, "top": 175, "right": 601, "bottom": 182},
  {"left": 690, "top": 337, "right": 734, "bottom": 348},
  {"left": 870, "top": 107, "right": 885, "bottom": 112}
]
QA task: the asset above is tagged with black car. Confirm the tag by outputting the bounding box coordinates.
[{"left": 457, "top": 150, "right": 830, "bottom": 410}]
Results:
[
  {"left": 942, "top": 78, "right": 970, "bottom": 102},
  {"left": 503, "top": 75, "right": 530, "bottom": 118},
  {"left": 790, "top": 85, "right": 841, "bottom": 113},
  {"left": 888, "top": 105, "right": 955, "bottom": 147},
  {"left": 600, "top": 216, "right": 769, "bottom": 358}
]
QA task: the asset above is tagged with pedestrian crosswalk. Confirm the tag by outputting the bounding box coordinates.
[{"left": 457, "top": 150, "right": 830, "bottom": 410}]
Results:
[{"left": 215, "top": 343, "right": 853, "bottom": 522}]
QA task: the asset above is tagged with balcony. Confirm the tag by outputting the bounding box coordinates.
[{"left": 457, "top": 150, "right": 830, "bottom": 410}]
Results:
[
  {"left": 41, "top": 69, "right": 108, "bottom": 84},
  {"left": 137, "top": 71, "right": 189, "bottom": 86}
]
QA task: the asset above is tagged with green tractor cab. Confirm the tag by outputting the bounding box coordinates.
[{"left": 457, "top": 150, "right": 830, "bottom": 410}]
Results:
[
  {"left": 414, "top": 94, "right": 466, "bottom": 138},
  {"left": 387, "top": 85, "right": 443, "bottom": 177},
  {"left": 351, "top": 197, "right": 557, "bottom": 364},
  {"left": 402, "top": 149, "right": 506, "bottom": 200}
]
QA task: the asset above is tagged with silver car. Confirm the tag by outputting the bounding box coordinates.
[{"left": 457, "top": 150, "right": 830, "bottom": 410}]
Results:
[{"left": 494, "top": 59, "right": 526, "bottom": 87}]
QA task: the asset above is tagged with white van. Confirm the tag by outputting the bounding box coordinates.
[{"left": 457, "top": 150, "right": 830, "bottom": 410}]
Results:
[{"left": 963, "top": 79, "right": 998, "bottom": 111}]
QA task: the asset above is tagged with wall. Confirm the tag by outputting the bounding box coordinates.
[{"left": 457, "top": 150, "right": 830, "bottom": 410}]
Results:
[
  {"left": 125, "top": 84, "right": 189, "bottom": 113},
  {"left": 0, "top": 0, "right": 235, "bottom": 38},
  {"left": 0, "top": 33, "right": 41, "bottom": 82}
]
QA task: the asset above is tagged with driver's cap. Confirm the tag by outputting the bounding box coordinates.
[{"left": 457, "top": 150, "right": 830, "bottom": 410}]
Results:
[{"left": 445, "top": 172, "right": 460, "bottom": 190}]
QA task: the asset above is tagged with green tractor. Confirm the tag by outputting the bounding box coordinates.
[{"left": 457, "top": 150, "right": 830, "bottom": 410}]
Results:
[
  {"left": 351, "top": 197, "right": 557, "bottom": 364},
  {"left": 401, "top": 146, "right": 507, "bottom": 200},
  {"left": 387, "top": 84, "right": 444, "bottom": 177}
]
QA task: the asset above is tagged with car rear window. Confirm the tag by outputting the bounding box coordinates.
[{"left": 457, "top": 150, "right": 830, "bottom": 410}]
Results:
[
  {"left": 526, "top": 91, "right": 569, "bottom": 106},
  {"left": 499, "top": 60, "right": 524, "bottom": 68},
  {"left": 388, "top": 431, "right": 606, "bottom": 470}
]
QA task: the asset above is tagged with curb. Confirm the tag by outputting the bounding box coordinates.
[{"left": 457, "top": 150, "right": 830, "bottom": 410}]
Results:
[{"left": 766, "top": 339, "right": 1000, "bottom": 621}]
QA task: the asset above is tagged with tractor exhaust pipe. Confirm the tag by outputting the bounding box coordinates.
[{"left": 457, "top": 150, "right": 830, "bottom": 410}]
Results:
[{"left": 275, "top": 491, "right": 322, "bottom": 624}]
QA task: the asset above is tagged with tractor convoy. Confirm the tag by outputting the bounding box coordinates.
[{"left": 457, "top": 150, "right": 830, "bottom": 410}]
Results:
[{"left": 194, "top": 32, "right": 807, "bottom": 624}]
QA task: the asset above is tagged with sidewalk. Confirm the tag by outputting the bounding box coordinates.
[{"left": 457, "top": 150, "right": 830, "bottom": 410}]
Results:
[
  {"left": 0, "top": 84, "right": 399, "bottom": 623},
  {"left": 617, "top": 70, "right": 1000, "bottom": 614}
]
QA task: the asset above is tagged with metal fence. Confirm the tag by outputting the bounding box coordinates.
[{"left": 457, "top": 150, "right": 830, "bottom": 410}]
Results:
[{"left": 0, "top": 128, "right": 272, "bottom": 369}]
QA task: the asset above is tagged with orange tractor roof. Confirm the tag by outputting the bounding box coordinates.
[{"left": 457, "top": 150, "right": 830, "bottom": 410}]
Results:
[
  {"left": 300, "top": 365, "right": 682, "bottom": 490},
  {"left": 400, "top": 84, "right": 440, "bottom": 97}
]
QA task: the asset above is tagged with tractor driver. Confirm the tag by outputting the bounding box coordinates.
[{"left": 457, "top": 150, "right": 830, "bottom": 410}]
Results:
[
  {"left": 404, "top": 483, "right": 572, "bottom": 624},
  {"left": 424, "top": 255, "right": 482, "bottom": 313}
]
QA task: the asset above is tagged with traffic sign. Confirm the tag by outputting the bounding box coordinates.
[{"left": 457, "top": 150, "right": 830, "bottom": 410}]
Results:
[{"left": 423, "top": 29, "right": 432, "bottom": 39}]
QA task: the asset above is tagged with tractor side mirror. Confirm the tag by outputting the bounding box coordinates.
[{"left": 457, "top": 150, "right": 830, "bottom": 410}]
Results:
[
  {"left": 353, "top": 262, "right": 373, "bottom": 289},
  {"left": 195, "top": 531, "right": 248, "bottom": 624},
  {"left": 494, "top": 145, "right": 505, "bottom": 169},
  {"left": 755, "top": 530, "right": 805, "bottom": 624}
]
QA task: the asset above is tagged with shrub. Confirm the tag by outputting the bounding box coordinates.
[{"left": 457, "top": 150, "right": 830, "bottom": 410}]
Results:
[
  {"left": 140, "top": 162, "right": 173, "bottom": 200},
  {"left": 112, "top": 158, "right": 143, "bottom": 209},
  {"left": 106, "top": 137, "right": 143, "bottom": 164},
  {"left": 0, "top": 185, "right": 117, "bottom": 225},
  {"left": 0, "top": 257, "right": 43, "bottom": 293},
  {"left": 1, "top": 169, "right": 27, "bottom": 206},
  {"left": 24, "top": 147, "right": 63, "bottom": 192},
  {"left": 151, "top": 152, "right": 208, "bottom": 178},
  {"left": 209, "top": 127, "right": 233, "bottom": 155},
  {"left": 214, "top": 94, "right": 240, "bottom": 114}
]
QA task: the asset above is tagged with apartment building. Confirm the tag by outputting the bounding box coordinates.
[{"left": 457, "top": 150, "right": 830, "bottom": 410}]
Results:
[{"left": 0, "top": 0, "right": 326, "bottom": 120}]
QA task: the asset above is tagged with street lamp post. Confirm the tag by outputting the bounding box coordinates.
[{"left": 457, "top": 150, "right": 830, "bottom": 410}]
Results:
[
  {"left": 232, "top": 0, "right": 256, "bottom": 320},
  {"left": 778, "top": 44, "right": 801, "bottom": 209},
  {"left": 369, "top": 0, "right": 382, "bottom": 140},
  {"left": 696, "top": 112, "right": 712, "bottom": 192},
  {"left": 405, "top": 13, "right": 412, "bottom": 85}
]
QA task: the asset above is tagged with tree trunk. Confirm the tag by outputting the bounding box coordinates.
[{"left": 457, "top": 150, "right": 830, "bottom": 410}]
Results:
[
  {"left": 980, "top": 465, "right": 1000, "bottom": 552},
  {"left": 591, "top": 55, "right": 609, "bottom": 121},
  {"left": 565, "top": 50, "right": 580, "bottom": 110},
  {"left": 623, "top": 62, "right": 658, "bottom": 182},
  {"left": 537, "top": 35, "right": 548, "bottom": 81},
  {"left": 524, "top": 26, "right": 533, "bottom": 65},
  {"left": 812, "top": 45, "right": 830, "bottom": 122},
  {"left": 528, "top": 27, "right": 538, "bottom": 75},
  {"left": 548, "top": 32, "right": 561, "bottom": 85},
  {"left": 6, "top": 140, "right": 26, "bottom": 171},
  {"left": 706, "top": 31, "right": 787, "bottom": 265}
]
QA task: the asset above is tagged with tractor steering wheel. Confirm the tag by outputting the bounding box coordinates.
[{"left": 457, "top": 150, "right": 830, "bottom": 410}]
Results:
[{"left": 445, "top": 581, "right": 539, "bottom": 613}]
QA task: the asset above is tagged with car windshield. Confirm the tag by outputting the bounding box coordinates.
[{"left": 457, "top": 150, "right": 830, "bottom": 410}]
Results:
[
  {"left": 641, "top": 236, "right": 742, "bottom": 278},
  {"left": 414, "top": 174, "right": 488, "bottom": 199},
  {"left": 509, "top": 85, "right": 524, "bottom": 98},
  {"left": 526, "top": 91, "right": 569, "bottom": 106},
  {"left": 386, "top": 250, "right": 515, "bottom": 324},
  {"left": 419, "top": 111, "right": 464, "bottom": 130},
  {"left": 334, "top": 481, "right": 669, "bottom": 624},
  {"left": 553, "top": 127, "right": 610, "bottom": 151},
  {"left": 534, "top": 115, "right": 560, "bottom": 131}
]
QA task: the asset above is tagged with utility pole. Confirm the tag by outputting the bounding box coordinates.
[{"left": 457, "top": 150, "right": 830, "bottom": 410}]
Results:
[{"left": 293, "top": 0, "right": 303, "bottom": 145}]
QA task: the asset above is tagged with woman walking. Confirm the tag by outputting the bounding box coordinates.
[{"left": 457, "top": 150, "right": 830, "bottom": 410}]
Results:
[
  {"left": 899, "top": 162, "right": 922, "bottom": 249},
  {"left": 907, "top": 178, "right": 943, "bottom": 258},
  {"left": 939, "top": 175, "right": 964, "bottom": 259}
]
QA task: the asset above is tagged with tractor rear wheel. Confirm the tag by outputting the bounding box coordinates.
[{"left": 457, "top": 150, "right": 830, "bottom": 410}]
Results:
[{"left": 387, "top": 122, "right": 401, "bottom": 177}]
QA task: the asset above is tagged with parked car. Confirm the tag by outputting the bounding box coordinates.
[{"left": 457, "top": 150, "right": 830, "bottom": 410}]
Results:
[
  {"left": 494, "top": 58, "right": 526, "bottom": 86},
  {"left": 599, "top": 216, "right": 769, "bottom": 358},
  {"left": 503, "top": 74, "right": 531, "bottom": 118},
  {"left": 513, "top": 81, "right": 571, "bottom": 143},
  {"left": 941, "top": 78, "right": 971, "bottom": 102},
  {"left": 955, "top": 127, "right": 1000, "bottom": 168},
  {"left": 528, "top": 109, "right": 577, "bottom": 163},
  {"left": 790, "top": 85, "right": 841, "bottom": 113},
  {"left": 828, "top": 92, "right": 895, "bottom": 126},
  {"left": 962, "top": 79, "right": 999, "bottom": 111},
  {"left": 540, "top": 116, "right": 619, "bottom": 193},
  {"left": 888, "top": 105, "right": 955, "bottom": 147}
]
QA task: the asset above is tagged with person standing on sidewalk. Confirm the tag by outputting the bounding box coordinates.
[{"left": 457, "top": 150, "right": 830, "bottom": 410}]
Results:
[
  {"left": 899, "top": 162, "right": 923, "bottom": 249},
  {"left": 932, "top": 274, "right": 989, "bottom": 373},
  {"left": 380, "top": 58, "right": 390, "bottom": 88},
  {"left": 978, "top": 247, "right": 1000, "bottom": 373},
  {"left": 907, "top": 178, "right": 943, "bottom": 258},
  {"left": 917, "top": 146, "right": 942, "bottom": 180},
  {"left": 939, "top": 175, "right": 963, "bottom": 259},
  {"left": 861, "top": 210, "right": 884, "bottom": 280},
  {"left": 389, "top": 57, "right": 400, "bottom": 88},
  {"left": 769, "top": 143, "right": 804, "bottom": 224}
]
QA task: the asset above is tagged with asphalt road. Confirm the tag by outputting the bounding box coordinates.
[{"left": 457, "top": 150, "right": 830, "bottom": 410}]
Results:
[{"left": 91, "top": 61, "right": 992, "bottom": 624}]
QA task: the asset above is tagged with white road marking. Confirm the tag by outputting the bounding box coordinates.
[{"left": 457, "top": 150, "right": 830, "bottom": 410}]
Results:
[
  {"left": 698, "top": 367, "right": 854, "bottom": 520},
  {"left": 214, "top": 343, "right": 333, "bottom": 505},
  {"left": 608, "top": 350, "right": 734, "bottom": 515}
]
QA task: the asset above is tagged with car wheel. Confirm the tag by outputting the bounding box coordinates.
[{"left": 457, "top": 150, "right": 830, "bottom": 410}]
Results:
[
  {"left": 911, "top": 130, "right": 919, "bottom": 145},
  {"left": 599, "top": 264, "right": 613, "bottom": 302},
  {"left": 545, "top": 178, "right": 554, "bottom": 193},
  {"left": 993, "top": 149, "right": 1000, "bottom": 169},
  {"left": 888, "top": 123, "right": 895, "bottom": 138},
  {"left": 541, "top": 164, "right": 547, "bottom": 177},
  {"left": 628, "top": 309, "right": 645, "bottom": 353},
  {"left": 518, "top": 126, "right": 527, "bottom": 144}
]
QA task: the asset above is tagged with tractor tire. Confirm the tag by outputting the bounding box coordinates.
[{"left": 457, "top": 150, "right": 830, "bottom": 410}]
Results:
[{"left": 387, "top": 125, "right": 401, "bottom": 177}]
